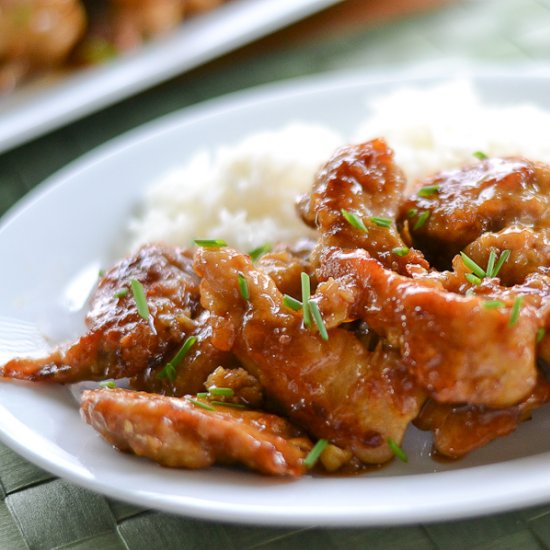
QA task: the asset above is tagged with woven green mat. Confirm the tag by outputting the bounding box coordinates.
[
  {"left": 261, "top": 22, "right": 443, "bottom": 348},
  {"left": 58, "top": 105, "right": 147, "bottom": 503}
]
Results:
[{"left": 3, "top": 0, "right": 550, "bottom": 548}]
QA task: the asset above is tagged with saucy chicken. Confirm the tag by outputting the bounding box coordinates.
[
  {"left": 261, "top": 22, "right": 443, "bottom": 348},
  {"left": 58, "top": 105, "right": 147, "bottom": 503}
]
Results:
[{"left": 3, "top": 138, "right": 550, "bottom": 477}]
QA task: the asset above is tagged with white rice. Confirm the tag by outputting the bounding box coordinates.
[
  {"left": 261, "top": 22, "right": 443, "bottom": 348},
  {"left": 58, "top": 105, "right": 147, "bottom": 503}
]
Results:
[
  {"left": 127, "top": 123, "right": 342, "bottom": 252},
  {"left": 129, "top": 80, "right": 550, "bottom": 251}
]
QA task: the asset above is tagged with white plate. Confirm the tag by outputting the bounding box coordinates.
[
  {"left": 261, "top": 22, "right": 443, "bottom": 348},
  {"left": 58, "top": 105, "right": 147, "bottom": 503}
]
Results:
[
  {"left": 0, "top": 0, "right": 341, "bottom": 154},
  {"left": 2, "top": 67, "right": 550, "bottom": 527}
]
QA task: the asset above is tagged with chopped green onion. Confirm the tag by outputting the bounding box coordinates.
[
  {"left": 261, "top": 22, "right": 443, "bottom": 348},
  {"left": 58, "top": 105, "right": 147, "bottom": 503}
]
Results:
[
  {"left": 341, "top": 209, "right": 368, "bottom": 233},
  {"left": 98, "top": 269, "right": 106, "bottom": 278},
  {"left": 249, "top": 243, "right": 272, "bottom": 261},
  {"left": 114, "top": 287, "right": 128, "bottom": 299},
  {"left": 413, "top": 211, "right": 430, "bottom": 230},
  {"left": 196, "top": 392, "right": 208, "bottom": 398},
  {"left": 537, "top": 328, "right": 546, "bottom": 344},
  {"left": 309, "top": 300, "right": 329, "bottom": 341},
  {"left": 392, "top": 246, "right": 410, "bottom": 257},
  {"left": 473, "top": 151, "right": 488, "bottom": 160},
  {"left": 417, "top": 184, "right": 440, "bottom": 197},
  {"left": 370, "top": 216, "right": 392, "bottom": 228},
  {"left": 238, "top": 272, "right": 250, "bottom": 301},
  {"left": 485, "top": 250, "right": 497, "bottom": 278},
  {"left": 157, "top": 336, "right": 197, "bottom": 381},
  {"left": 131, "top": 279, "right": 151, "bottom": 321},
  {"left": 387, "top": 437, "right": 408, "bottom": 463},
  {"left": 156, "top": 363, "right": 177, "bottom": 381},
  {"left": 193, "top": 239, "right": 227, "bottom": 247},
  {"left": 509, "top": 296, "right": 523, "bottom": 327},
  {"left": 301, "top": 273, "right": 312, "bottom": 328},
  {"left": 208, "top": 387, "right": 234, "bottom": 397},
  {"left": 188, "top": 398, "right": 215, "bottom": 411},
  {"left": 492, "top": 249, "right": 511, "bottom": 279},
  {"left": 303, "top": 438, "right": 329, "bottom": 469},
  {"left": 407, "top": 207, "right": 418, "bottom": 218},
  {"left": 465, "top": 273, "right": 482, "bottom": 285},
  {"left": 210, "top": 401, "right": 246, "bottom": 409},
  {"left": 460, "top": 252, "right": 486, "bottom": 278},
  {"left": 483, "top": 299, "right": 505, "bottom": 309},
  {"left": 99, "top": 380, "right": 117, "bottom": 389},
  {"left": 283, "top": 294, "right": 303, "bottom": 311}
]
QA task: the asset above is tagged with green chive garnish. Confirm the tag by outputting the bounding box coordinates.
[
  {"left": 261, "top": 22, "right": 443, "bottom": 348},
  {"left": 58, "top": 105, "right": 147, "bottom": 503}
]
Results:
[
  {"left": 157, "top": 336, "right": 197, "bottom": 381},
  {"left": 301, "top": 273, "right": 312, "bottom": 328},
  {"left": 341, "top": 209, "right": 368, "bottom": 232},
  {"left": 208, "top": 387, "right": 234, "bottom": 397},
  {"left": 413, "top": 211, "right": 430, "bottom": 230},
  {"left": 193, "top": 239, "right": 227, "bottom": 247},
  {"left": 131, "top": 279, "right": 150, "bottom": 321},
  {"left": 407, "top": 207, "right": 418, "bottom": 218},
  {"left": 509, "top": 296, "right": 523, "bottom": 327},
  {"left": 392, "top": 246, "right": 410, "bottom": 257},
  {"left": 483, "top": 300, "right": 505, "bottom": 309},
  {"left": 99, "top": 380, "right": 117, "bottom": 389},
  {"left": 473, "top": 151, "right": 488, "bottom": 160},
  {"left": 98, "top": 269, "right": 106, "bottom": 278},
  {"left": 304, "top": 438, "right": 328, "bottom": 469},
  {"left": 188, "top": 398, "right": 215, "bottom": 411},
  {"left": 492, "top": 250, "right": 511, "bottom": 279},
  {"left": 309, "top": 300, "right": 329, "bottom": 341},
  {"left": 114, "top": 288, "right": 129, "bottom": 299},
  {"left": 238, "top": 272, "right": 249, "bottom": 301},
  {"left": 537, "top": 328, "right": 546, "bottom": 344},
  {"left": 370, "top": 216, "right": 392, "bottom": 228},
  {"left": 485, "top": 250, "right": 497, "bottom": 278},
  {"left": 249, "top": 243, "right": 272, "bottom": 261},
  {"left": 417, "top": 184, "right": 440, "bottom": 197},
  {"left": 196, "top": 392, "right": 208, "bottom": 398},
  {"left": 465, "top": 273, "right": 482, "bottom": 285},
  {"left": 387, "top": 437, "right": 408, "bottom": 463},
  {"left": 210, "top": 401, "right": 246, "bottom": 409},
  {"left": 156, "top": 363, "right": 177, "bottom": 381},
  {"left": 460, "top": 252, "right": 486, "bottom": 278},
  {"left": 283, "top": 294, "right": 303, "bottom": 311}
]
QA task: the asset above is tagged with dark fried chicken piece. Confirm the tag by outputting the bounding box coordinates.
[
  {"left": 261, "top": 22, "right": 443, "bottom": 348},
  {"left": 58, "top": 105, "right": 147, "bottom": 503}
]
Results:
[
  {"left": 194, "top": 246, "right": 425, "bottom": 465},
  {"left": 2, "top": 244, "right": 221, "bottom": 387},
  {"left": 463, "top": 226, "right": 550, "bottom": 286},
  {"left": 399, "top": 157, "right": 550, "bottom": 268},
  {"left": 317, "top": 246, "right": 539, "bottom": 407},
  {"left": 81, "top": 388, "right": 311, "bottom": 476},
  {"left": 297, "top": 139, "right": 427, "bottom": 274},
  {"left": 0, "top": 0, "right": 86, "bottom": 92},
  {"left": 415, "top": 374, "right": 550, "bottom": 458}
]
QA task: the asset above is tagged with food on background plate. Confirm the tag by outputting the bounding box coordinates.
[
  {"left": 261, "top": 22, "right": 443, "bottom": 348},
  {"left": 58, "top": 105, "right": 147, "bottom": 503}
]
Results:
[
  {"left": 0, "top": 0, "right": 230, "bottom": 93},
  {"left": 2, "top": 81, "right": 550, "bottom": 477}
]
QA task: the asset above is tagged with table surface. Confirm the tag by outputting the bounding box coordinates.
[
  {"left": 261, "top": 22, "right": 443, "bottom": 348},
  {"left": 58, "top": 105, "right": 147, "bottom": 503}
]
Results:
[{"left": 3, "top": 0, "right": 550, "bottom": 548}]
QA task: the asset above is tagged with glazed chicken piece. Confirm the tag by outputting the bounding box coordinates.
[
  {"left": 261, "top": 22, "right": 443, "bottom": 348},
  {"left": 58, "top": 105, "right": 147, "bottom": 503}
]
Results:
[
  {"left": 317, "top": 246, "right": 540, "bottom": 407},
  {"left": 0, "top": 0, "right": 86, "bottom": 92},
  {"left": 1, "top": 244, "right": 223, "bottom": 389},
  {"left": 81, "top": 388, "right": 311, "bottom": 476},
  {"left": 297, "top": 139, "right": 428, "bottom": 274},
  {"left": 415, "top": 374, "right": 550, "bottom": 458},
  {"left": 463, "top": 226, "right": 550, "bottom": 286},
  {"left": 399, "top": 157, "right": 550, "bottom": 268},
  {"left": 194, "top": 246, "right": 425, "bottom": 465},
  {"left": 204, "top": 366, "right": 264, "bottom": 409}
]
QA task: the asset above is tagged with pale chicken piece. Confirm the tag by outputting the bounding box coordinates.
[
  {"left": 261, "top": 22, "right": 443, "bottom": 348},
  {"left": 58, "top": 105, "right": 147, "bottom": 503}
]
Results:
[
  {"left": 317, "top": 246, "right": 539, "bottom": 407},
  {"left": 81, "top": 388, "right": 310, "bottom": 476},
  {"left": 194, "top": 246, "right": 425, "bottom": 465},
  {"left": 415, "top": 374, "right": 550, "bottom": 458},
  {"left": 297, "top": 139, "right": 428, "bottom": 274},
  {"left": 0, "top": 0, "right": 86, "bottom": 91},
  {"left": 1, "top": 244, "right": 221, "bottom": 390}
]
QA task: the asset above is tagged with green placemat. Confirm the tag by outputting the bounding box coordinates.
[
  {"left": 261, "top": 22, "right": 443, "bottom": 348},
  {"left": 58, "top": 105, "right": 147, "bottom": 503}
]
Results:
[{"left": 2, "top": 0, "right": 550, "bottom": 548}]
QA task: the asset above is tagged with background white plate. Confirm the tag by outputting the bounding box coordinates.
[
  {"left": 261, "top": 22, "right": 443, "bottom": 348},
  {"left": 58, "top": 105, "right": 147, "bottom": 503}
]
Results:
[
  {"left": 2, "top": 68, "right": 550, "bottom": 527},
  {"left": 0, "top": 0, "right": 341, "bottom": 154}
]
